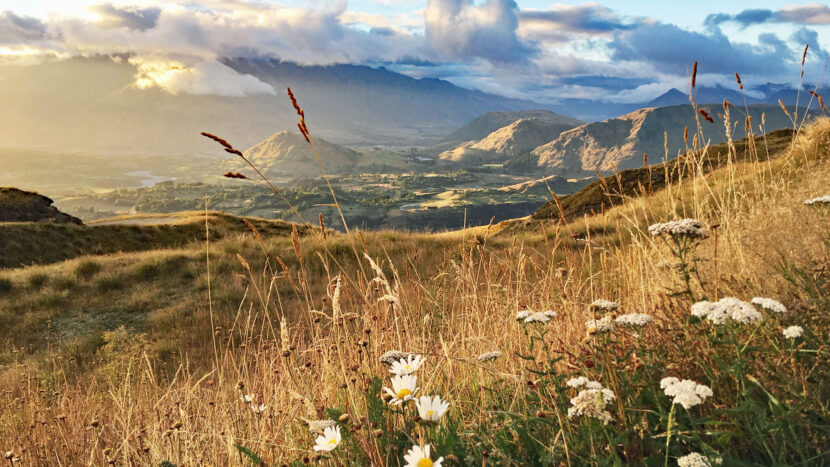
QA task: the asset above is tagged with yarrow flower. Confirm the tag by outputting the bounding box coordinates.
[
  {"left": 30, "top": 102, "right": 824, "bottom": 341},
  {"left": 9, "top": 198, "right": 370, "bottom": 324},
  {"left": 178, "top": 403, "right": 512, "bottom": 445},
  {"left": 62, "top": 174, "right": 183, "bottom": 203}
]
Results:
[
  {"left": 661, "top": 377, "right": 712, "bottom": 409},
  {"left": 515, "top": 310, "right": 532, "bottom": 321},
  {"left": 383, "top": 374, "right": 419, "bottom": 405},
  {"left": 567, "top": 379, "right": 616, "bottom": 424},
  {"left": 403, "top": 444, "right": 443, "bottom": 467},
  {"left": 783, "top": 325, "right": 803, "bottom": 339},
  {"left": 677, "top": 452, "right": 722, "bottom": 467},
  {"left": 585, "top": 315, "right": 615, "bottom": 333},
  {"left": 648, "top": 219, "right": 710, "bottom": 239},
  {"left": 590, "top": 299, "right": 619, "bottom": 311},
  {"left": 543, "top": 310, "right": 558, "bottom": 318},
  {"left": 476, "top": 350, "right": 502, "bottom": 362},
  {"left": 691, "top": 297, "right": 762, "bottom": 324},
  {"left": 803, "top": 195, "right": 830, "bottom": 205},
  {"left": 390, "top": 354, "right": 425, "bottom": 376},
  {"left": 415, "top": 395, "right": 450, "bottom": 423},
  {"left": 614, "top": 313, "right": 653, "bottom": 327},
  {"left": 313, "top": 426, "right": 342, "bottom": 452},
  {"left": 380, "top": 350, "right": 415, "bottom": 366},
  {"left": 751, "top": 297, "right": 788, "bottom": 314},
  {"left": 523, "top": 312, "right": 551, "bottom": 324}
]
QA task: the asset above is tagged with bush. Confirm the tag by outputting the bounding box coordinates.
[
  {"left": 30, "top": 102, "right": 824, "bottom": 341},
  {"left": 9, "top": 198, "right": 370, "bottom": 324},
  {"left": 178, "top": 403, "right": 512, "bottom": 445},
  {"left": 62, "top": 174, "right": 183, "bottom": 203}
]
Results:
[
  {"left": 27, "top": 272, "right": 49, "bottom": 289},
  {"left": 0, "top": 278, "right": 12, "bottom": 294},
  {"left": 74, "top": 260, "right": 102, "bottom": 280},
  {"left": 93, "top": 274, "right": 124, "bottom": 292}
]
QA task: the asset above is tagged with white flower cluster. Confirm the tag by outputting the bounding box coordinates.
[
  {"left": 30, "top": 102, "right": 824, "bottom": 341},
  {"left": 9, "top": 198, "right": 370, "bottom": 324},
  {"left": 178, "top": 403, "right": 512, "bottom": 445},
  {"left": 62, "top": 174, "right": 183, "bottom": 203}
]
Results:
[
  {"left": 783, "top": 325, "right": 803, "bottom": 339},
  {"left": 477, "top": 350, "right": 502, "bottom": 362},
  {"left": 517, "top": 309, "right": 557, "bottom": 323},
  {"left": 804, "top": 195, "right": 830, "bottom": 205},
  {"left": 383, "top": 355, "right": 423, "bottom": 405},
  {"left": 677, "top": 452, "right": 722, "bottom": 467},
  {"left": 648, "top": 219, "right": 710, "bottom": 239},
  {"left": 585, "top": 315, "right": 615, "bottom": 333},
  {"left": 591, "top": 299, "right": 620, "bottom": 311},
  {"left": 661, "top": 377, "right": 713, "bottom": 409},
  {"left": 751, "top": 297, "right": 788, "bottom": 314},
  {"left": 566, "top": 377, "right": 616, "bottom": 424},
  {"left": 691, "top": 297, "right": 762, "bottom": 324},
  {"left": 614, "top": 313, "right": 654, "bottom": 327}
]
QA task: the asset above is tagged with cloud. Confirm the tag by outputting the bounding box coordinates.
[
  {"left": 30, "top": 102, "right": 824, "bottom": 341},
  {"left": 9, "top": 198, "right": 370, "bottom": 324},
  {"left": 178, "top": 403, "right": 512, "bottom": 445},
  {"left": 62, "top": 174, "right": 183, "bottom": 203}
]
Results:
[
  {"left": 705, "top": 4, "right": 830, "bottom": 28},
  {"left": 424, "top": 0, "right": 534, "bottom": 63},
  {"left": 130, "top": 56, "right": 275, "bottom": 96},
  {"left": 0, "top": 11, "right": 48, "bottom": 44},
  {"left": 89, "top": 4, "right": 161, "bottom": 31},
  {"left": 519, "top": 3, "right": 640, "bottom": 39}
]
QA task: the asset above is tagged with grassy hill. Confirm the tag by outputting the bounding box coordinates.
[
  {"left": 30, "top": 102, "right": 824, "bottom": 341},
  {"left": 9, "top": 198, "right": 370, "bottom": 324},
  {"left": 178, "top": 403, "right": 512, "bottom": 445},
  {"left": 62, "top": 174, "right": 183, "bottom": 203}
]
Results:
[
  {"left": 1, "top": 119, "right": 829, "bottom": 466},
  {"left": 0, "top": 211, "right": 304, "bottom": 269}
]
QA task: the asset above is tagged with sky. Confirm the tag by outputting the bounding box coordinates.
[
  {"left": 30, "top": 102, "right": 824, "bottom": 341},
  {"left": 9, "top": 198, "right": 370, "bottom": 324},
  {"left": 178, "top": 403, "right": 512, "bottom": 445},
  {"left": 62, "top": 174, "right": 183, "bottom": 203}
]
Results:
[{"left": 1, "top": 1, "right": 828, "bottom": 103}]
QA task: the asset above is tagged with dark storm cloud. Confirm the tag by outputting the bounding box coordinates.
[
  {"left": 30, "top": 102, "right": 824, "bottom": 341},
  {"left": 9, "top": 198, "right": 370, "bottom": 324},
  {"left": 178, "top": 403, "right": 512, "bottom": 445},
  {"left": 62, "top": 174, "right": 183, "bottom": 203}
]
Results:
[
  {"left": 89, "top": 4, "right": 162, "bottom": 31},
  {"left": 0, "top": 11, "right": 48, "bottom": 43},
  {"left": 705, "top": 4, "right": 830, "bottom": 28}
]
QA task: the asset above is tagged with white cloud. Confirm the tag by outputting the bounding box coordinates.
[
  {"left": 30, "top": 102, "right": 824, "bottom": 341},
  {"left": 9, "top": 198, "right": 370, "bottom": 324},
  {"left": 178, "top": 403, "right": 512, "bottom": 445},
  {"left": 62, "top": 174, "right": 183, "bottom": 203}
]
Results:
[{"left": 130, "top": 56, "right": 275, "bottom": 96}]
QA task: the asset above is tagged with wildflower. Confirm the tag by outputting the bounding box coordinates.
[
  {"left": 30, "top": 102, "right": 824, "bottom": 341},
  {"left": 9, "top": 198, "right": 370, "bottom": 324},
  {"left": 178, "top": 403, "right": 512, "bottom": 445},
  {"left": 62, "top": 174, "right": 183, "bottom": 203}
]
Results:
[
  {"left": 614, "top": 313, "right": 653, "bottom": 327},
  {"left": 313, "top": 426, "right": 342, "bottom": 452},
  {"left": 240, "top": 394, "right": 255, "bottom": 403},
  {"left": 515, "top": 310, "right": 532, "bottom": 321},
  {"left": 751, "top": 297, "right": 787, "bottom": 314},
  {"left": 390, "top": 354, "right": 425, "bottom": 376},
  {"left": 590, "top": 299, "right": 619, "bottom": 311},
  {"left": 307, "top": 419, "right": 338, "bottom": 433},
  {"left": 543, "top": 310, "right": 558, "bottom": 318},
  {"left": 567, "top": 376, "right": 590, "bottom": 388},
  {"left": 804, "top": 195, "right": 830, "bottom": 205},
  {"left": 403, "top": 444, "right": 443, "bottom": 467},
  {"left": 585, "top": 315, "right": 615, "bottom": 333},
  {"left": 677, "top": 452, "right": 722, "bottom": 467},
  {"left": 250, "top": 403, "right": 267, "bottom": 414},
  {"left": 383, "top": 374, "right": 419, "bottom": 405},
  {"left": 567, "top": 382, "right": 616, "bottom": 424},
  {"left": 415, "top": 395, "right": 450, "bottom": 423},
  {"left": 720, "top": 297, "right": 762, "bottom": 324},
  {"left": 476, "top": 350, "right": 502, "bottom": 362},
  {"left": 692, "top": 298, "right": 762, "bottom": 324},
  {"left": 783, "top": 325, "right": 803, "bottom": 339},
  {"left": 648, "top": 219, "right": 710, "bottom": 239},
  {"left": 661, "top": 378, "right": 712, "bottom": 409},
  {"left": 380, "top": 350, "right": 414, "bottom": 366},
  {"left": 524, "top": 312, "right": 551, "bottom": 324}
]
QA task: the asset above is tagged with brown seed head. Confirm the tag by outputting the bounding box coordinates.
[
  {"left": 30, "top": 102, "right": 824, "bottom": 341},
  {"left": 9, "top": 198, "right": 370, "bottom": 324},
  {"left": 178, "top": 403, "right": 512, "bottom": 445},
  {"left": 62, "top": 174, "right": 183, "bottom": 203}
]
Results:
[
  {"left": 691, "top": 61, "right": 698, "bottom": 88},
  {"left": 735, "top": 72, "right": 743, "bottom": 90}
]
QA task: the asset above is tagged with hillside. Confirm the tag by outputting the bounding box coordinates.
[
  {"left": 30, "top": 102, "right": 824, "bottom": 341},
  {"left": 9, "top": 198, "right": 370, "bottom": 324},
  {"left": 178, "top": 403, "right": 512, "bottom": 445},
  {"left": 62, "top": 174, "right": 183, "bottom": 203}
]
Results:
[
  {"left": 239, "top": 131, "right": 362, "bottom": 178},
  {"left": 0, "top": 210, "right": 304, "bottom": 269},
  {"left": 532, "top": 128, "right": 795, "bottom": 222},
  {"left": 0, "top": 187, "right": 82, "bottom": 224},
  {"left": 438, "top": 118, "right": 576, "bottom": 165},
  {"left": 440, "top": 110, "right": 583, "bottom": 144},
  {"left": 531, "top": 104, "right": 811, "bottom": 177}
]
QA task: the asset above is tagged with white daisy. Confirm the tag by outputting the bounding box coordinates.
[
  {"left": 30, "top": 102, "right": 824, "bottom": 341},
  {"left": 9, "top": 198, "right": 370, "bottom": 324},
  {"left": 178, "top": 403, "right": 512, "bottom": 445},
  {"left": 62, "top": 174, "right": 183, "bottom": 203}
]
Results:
[
  {"left": 383, "top": 374, "right": 419, "bottom": 405},
  {"left": 240, "top": 394, "right": 255, "bottom": 403},
  {"left": 415, "top": 395, "right": 450, "bottom": 423},
  {"left": 403, "top": 444, "right": 443, "bottom": 467},
  {"left": 313, "top": 426, "right": 342, "bottom": 452},
  {"left": 390, "top": 354, "right": 425, "bottom": 376},
  {"left": 250, "top": 403, "right": 267, "bottom": 414}
]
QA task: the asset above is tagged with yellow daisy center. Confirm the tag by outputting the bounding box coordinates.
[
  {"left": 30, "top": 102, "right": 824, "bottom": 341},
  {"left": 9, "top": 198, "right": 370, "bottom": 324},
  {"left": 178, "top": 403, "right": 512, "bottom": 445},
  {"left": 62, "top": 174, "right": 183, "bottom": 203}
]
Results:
[
  {"left": 396, "top": 388, "right": 412, "bottom": 399},
  {"left": 417, "top": 459, "right": 433, "bottom": 467},
  {"left": 328, "top": 438, "right": 337, "bottom": 446},
  {"left": 427, "top": 410, "right": 434, "bottom": 418}
]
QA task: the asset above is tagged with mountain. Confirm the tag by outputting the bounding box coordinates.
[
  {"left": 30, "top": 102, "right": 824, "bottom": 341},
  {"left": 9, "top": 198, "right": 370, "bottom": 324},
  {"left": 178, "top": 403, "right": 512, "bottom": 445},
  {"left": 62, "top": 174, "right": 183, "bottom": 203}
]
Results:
[
  {"left": 0, "top": 56, "right": 554, "bottom": 154},
  {"left": 440, "top": 110, "right": 583, "bottom": 144},
  {"left": 647, "top": 88, "right": 689, "bottom": 107},
  {"left": 438, "top": 118, "right": 576, "bottom": 164},
  {"left": 0, "top": 187, "right": 82, "bottom": 224},
  {"left": 531, "top": 104, "right": 809, "bottom": 177},
  {"left": 647, "top": 86, "right": 763, "bottom": 107},
  {"left": 239, "top": 131, "right": 361, "bottom": 178}
]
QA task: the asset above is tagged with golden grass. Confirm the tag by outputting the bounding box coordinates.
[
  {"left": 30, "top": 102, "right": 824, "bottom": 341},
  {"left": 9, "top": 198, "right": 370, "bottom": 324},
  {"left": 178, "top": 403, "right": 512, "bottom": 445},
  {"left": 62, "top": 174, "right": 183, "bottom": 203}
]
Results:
[{"left": 1, "top": 118, "right": 829, "bottom": 464}]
